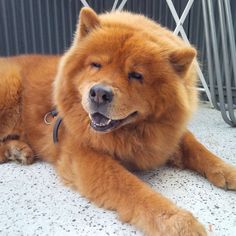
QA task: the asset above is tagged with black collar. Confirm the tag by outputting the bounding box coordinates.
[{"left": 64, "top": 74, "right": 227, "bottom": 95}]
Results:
[{"left": 53, "top": 116, "right": 63, "bottom": 143}]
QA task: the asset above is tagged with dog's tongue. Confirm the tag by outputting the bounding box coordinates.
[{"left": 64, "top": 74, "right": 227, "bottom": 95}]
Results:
[{"left": 91, "top": 113, "right": 110, "bottom": 124}]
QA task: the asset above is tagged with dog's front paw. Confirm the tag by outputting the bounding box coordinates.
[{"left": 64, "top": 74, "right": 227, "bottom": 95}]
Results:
[
  {"left": 206, "top": 162, "right": 236, "bottom": 190},
  {"left": 0, "top": 140, "right": 35, "bottom": 165},
  {"left": 132, "top": 198, "right": 207, "bottom": 236},
  {"left": 150, "top": 210, "right": 207, "bottom": 236},
  {"left": 163, "top": 210, "right": 207, "bottom": 236}
]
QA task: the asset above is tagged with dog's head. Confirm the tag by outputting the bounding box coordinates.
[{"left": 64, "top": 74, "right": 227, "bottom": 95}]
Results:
[{"left": 54, "top": 8, "right": 197, "bottom": 134}]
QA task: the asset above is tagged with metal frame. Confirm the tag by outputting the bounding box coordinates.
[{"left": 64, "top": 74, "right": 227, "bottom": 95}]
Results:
[
  {"left": 166, "top": 0, "right": 212, "bottom": 105},
  {"left": 202, "top": 0, "right": 236, "bottom": 126}
]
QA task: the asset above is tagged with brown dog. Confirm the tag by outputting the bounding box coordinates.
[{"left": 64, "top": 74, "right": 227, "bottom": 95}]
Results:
[{"left": 0, "top": 7, "right": 235, "bottom": 235}]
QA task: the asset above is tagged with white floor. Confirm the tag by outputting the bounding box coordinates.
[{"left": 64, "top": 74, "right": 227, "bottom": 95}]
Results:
[{"left": 0, "top": 103, "right": 236, "bottom": 236}]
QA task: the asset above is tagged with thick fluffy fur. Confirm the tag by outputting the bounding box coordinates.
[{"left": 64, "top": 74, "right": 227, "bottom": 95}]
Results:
[{"left": 1, "top": 8, "right": 236, "bottom": 236}]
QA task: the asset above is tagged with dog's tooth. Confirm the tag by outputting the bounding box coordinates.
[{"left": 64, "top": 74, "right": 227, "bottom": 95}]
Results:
[
  {"left": 89, "top": 113, "right": 112, "bottom": 128},
  {"left": 104, "top": 120, "right": 110, "bottom": 125},
  {"left": 91, "top": 118, "right": 111, "bottom": 127}
]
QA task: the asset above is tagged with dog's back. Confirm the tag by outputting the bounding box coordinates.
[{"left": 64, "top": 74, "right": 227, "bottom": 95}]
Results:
[{"left": 0, "top": 57, "right": 23, "bottom": 137}]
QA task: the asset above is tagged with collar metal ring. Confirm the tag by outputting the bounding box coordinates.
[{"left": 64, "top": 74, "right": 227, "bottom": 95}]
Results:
[{"left": 44, "top": 112, "right": 53, "bottom": 125}]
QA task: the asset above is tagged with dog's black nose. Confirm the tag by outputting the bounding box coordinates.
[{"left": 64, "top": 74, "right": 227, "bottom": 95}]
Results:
[{"left": 89, "top": 84, "right": 113, "bottom": 105}]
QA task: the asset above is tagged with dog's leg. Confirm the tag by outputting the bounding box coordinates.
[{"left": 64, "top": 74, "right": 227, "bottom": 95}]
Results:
[
  {"left": 179, "top": 131, "right": 236, "bottom": 190},
  {"left": 0, "top": 139, "right": 34, "bottom": 165},
  {"left": 57, "top": 147, "right": 206, "bottom": 236}
]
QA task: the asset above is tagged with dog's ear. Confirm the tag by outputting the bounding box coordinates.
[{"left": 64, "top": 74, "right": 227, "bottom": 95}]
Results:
[
  {"left": 169, "top": 47, "right": 197, "bottom": 74},
  {"left": 77, "top": 7, "right": 100, "bottom": 39}
]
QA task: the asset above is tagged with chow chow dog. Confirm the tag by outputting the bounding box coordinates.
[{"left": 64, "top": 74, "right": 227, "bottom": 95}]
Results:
[{"left": 0, "top": 7, "right": 236, "bottom": 236}]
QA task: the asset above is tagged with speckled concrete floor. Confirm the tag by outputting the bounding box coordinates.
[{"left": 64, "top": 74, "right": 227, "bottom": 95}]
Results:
[{"left": 0, "top": 102, "right": 236, "bottom": 236}]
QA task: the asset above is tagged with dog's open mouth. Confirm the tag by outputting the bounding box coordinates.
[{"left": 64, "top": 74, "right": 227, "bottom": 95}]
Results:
[{"left": 89, "top": 112, "right": 137, "bottom": 132}]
